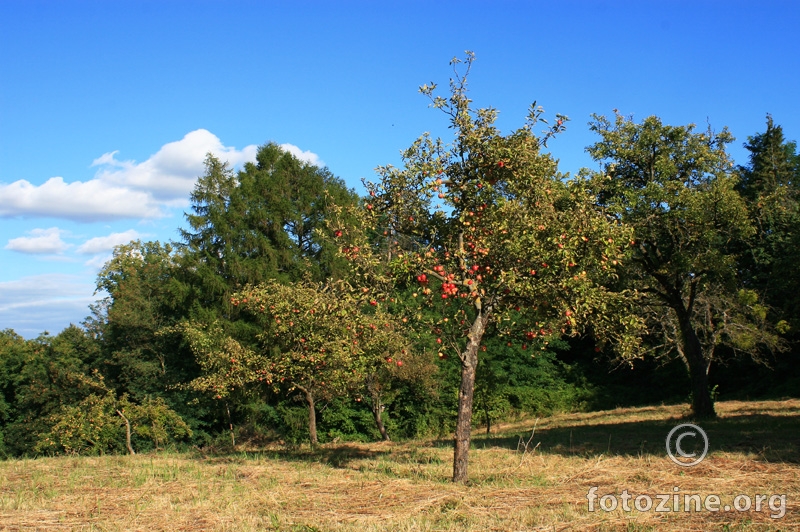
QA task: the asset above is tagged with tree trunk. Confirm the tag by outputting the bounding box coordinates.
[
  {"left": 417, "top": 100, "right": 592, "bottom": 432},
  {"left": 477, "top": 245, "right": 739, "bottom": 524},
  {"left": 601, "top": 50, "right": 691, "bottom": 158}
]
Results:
[
  {"left": 116, "top": 410, "right": 135, "bottom": 455},
  {"left": 371, "top": 395, "right": 390, "bottom": 441},
  {"left": 300, "top": 387, "right": 318, "bottom": 445},
  {"left": 678, "top": 316, "right": 716, "bottom": 419},
  {"left": 452, "top": 306, "right": 492, "bottom": 483}
]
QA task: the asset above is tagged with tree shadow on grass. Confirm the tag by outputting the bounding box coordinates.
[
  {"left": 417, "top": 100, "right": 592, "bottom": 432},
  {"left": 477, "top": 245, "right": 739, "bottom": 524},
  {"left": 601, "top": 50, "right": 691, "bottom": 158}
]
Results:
[
  {"left": 434, "top": 411, "right": 800, "bottom": 463},
  {"left": 200, "top": 443, "right": 394, "bottom": 469}
]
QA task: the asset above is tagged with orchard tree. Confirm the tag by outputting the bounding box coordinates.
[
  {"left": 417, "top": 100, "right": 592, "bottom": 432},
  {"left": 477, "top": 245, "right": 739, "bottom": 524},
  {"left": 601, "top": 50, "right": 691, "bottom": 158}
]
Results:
[
  {"left": 186, "top": 279, "right": 418, "bottom": 445},
  {"left": 339, "top": 52, "right": 640, "bottom": 482},
  {"left": 587, "top": 112, "right": 786, "bottom": 419},
  {"left": 35, "top": 392, "right": 192, "bottom": 456}
]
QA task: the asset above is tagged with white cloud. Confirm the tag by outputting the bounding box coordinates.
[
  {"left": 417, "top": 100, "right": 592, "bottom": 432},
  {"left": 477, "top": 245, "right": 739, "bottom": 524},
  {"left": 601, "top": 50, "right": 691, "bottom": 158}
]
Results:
[
  {"left": 0, "top": 274, "right": 97, "bottom": 337},
  {"left": 76, "top": 229, "right": 142, "bottom": 255},
  {"left": 280, "top": 143, "right": 324, "bottom": 167},
  {"left": 0, "top": 176, "right": 167, "bottom": 222},
  {"left": 5, "top": 227, "right": 70, "bottom": 254},
  {"left": 92, "top": 129, "right": 259, "bottom": 202},
  {"left": 0, "top": 129, "right": 260, "bottom": 222}
]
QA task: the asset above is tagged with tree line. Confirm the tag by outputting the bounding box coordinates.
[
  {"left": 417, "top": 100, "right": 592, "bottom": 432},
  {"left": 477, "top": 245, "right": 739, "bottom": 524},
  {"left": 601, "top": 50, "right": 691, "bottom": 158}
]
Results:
[{"left": 1, "top": 54, "right": 798, "bottom": 482}]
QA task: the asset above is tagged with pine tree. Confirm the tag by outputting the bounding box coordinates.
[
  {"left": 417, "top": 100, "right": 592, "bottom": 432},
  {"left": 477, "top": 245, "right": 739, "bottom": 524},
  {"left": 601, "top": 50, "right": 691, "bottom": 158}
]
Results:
[{"left": 737, "top": 115, "right": 800, "bottom": 331}]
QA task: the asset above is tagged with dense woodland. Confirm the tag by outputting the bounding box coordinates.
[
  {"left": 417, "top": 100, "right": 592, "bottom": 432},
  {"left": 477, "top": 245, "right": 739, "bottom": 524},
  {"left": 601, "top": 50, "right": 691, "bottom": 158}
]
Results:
[{"left": 1, "top": 58, "right": 798, "bottom": 478}]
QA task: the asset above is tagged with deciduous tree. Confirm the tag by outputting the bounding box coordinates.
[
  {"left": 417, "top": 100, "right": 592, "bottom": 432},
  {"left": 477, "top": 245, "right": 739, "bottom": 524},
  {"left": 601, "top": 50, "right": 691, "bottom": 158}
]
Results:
[
  {"left": 186, "top": 279, "right": 420, "bottom": 445},
  {"left": 587, "top": 112, "right": 786, "bottom": 418},
  {"left": 341, "top": 52, "right": 640, "bottom": 482}
]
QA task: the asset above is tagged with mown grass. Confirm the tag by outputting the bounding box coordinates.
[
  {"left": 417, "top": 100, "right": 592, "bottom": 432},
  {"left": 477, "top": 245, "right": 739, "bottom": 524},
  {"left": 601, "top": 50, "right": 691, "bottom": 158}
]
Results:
[{"left": 0, "top": 399, "right": 797, "bottom": 531}]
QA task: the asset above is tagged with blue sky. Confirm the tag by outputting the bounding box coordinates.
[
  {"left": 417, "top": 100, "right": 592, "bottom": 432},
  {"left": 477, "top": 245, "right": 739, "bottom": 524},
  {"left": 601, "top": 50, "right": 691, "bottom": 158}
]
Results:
[{"left": 1, "top": 1, "right": 798, "bottom": 338}]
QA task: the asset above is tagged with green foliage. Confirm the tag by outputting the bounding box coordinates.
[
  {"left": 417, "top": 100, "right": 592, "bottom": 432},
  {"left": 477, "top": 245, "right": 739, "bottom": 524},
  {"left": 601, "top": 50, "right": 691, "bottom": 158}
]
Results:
[
  {"left": 275, "top": 404, "right": 312, "bottom": 444},
  {"left": 178, "top": 145, "right": 359, "bottom": 308},
  {"left": 35, "top": 393, "right": 124, "bottom": 455},
  {"left": 317, "top": 398, "right": 378, "bottom": 443},
  {"left": 736, "top": 115, "right": 800, "bottom": 333},
  {"left": 93, "top": 240, "right": 195, "bottom": 399},
  {"left": 2, "top": 327, "right": 107, "bottom": 455},
  {"left": 0, "top": 314, "right": 196, "bottom": 457},
  {"left": 35, "top": 393, "right": 192, "bottom": 456},
  {"left": 475, "top": 337, "right": 593, "bottom": 426},
  {"left": 587, "top": 112, "right": 788, "bottom": 418}
]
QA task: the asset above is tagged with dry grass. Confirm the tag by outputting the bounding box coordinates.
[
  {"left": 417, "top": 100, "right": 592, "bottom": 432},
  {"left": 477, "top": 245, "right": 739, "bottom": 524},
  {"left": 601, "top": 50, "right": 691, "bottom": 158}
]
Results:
[{"left": 0, "top": 399, "right": 797, "bottom": 531}]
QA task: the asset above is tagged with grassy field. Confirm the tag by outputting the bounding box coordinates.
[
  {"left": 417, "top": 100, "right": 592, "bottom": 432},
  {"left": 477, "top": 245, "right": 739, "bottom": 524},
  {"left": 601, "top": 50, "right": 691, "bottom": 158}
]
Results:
[{"left": 0, "top": 399, "right": 797, "bottom": 531}]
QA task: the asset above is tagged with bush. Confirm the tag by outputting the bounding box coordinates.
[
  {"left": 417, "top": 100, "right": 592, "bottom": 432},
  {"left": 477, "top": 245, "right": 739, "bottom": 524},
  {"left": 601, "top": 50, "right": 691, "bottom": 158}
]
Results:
[{"left": 35, "top": 394, "right": 192, "bottom": 456}]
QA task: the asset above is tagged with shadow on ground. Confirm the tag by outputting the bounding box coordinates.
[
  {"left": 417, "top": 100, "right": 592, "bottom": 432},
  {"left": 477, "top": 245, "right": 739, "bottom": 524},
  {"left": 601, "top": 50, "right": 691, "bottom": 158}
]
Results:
[
  {"left": 199, "top": 443, "right": 395, "bottom": 468},
  {"left": 449, "top": 410, "right": 800, "bottom": 463},
  {"left": 198, "top": 404, "right": 800, "bottom": 468}
]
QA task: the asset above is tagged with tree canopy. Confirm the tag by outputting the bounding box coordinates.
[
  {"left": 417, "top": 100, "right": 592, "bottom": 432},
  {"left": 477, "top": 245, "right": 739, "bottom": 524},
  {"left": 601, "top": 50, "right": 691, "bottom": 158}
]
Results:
[{"left": 587, "top": 112, "right": 787, "bottom": 418}]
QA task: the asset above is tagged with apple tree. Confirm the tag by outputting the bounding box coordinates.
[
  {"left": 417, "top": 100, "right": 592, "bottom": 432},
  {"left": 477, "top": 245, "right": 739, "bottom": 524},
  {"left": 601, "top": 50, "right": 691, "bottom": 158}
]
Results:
[
  {"left": 186, "top": 279, "right": 421, "bottom": 445},
  {"left": 341, "top": 52, "right": 641, "bottom": 482}
]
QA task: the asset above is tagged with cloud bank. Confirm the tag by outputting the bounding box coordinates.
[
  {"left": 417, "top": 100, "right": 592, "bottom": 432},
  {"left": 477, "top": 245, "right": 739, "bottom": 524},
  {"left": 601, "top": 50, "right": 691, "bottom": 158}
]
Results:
[
  {"left": 0, "top": 131, "right": 327, "bottom": 223},
  {"left": 0, "top": 177, "right": 163, "bottom": 222},
  {"left": 5, "top": 227, "right": 70, "bottom": 254},
  {"left": 91, "top": 129, "right": 259, "bottom": 202}
]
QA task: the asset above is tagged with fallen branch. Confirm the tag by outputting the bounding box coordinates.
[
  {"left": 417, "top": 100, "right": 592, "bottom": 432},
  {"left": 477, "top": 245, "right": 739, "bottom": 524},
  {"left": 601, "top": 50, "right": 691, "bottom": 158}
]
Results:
[{"left": 517, "top": 418, "right": 540, "bottom": 454}]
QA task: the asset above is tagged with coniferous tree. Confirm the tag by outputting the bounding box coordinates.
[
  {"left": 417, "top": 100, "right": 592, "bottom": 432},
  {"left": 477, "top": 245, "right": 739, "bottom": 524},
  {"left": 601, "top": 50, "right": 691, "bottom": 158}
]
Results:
[
  {"left": 737, "top": 116, "right": 800, "bottom": 331},
  {"left": 176, "top": 144, "right": 361, "bottom": 439},
  {"left": 179, "top": 144, "right": 359, "bottom": 321}
]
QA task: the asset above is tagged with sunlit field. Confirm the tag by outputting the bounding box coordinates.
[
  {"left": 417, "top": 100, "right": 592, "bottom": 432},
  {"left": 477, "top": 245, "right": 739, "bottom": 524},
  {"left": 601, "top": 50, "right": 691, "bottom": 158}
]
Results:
[{"left": 0, "top": 399, "right": 797, "bottom": 531}]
